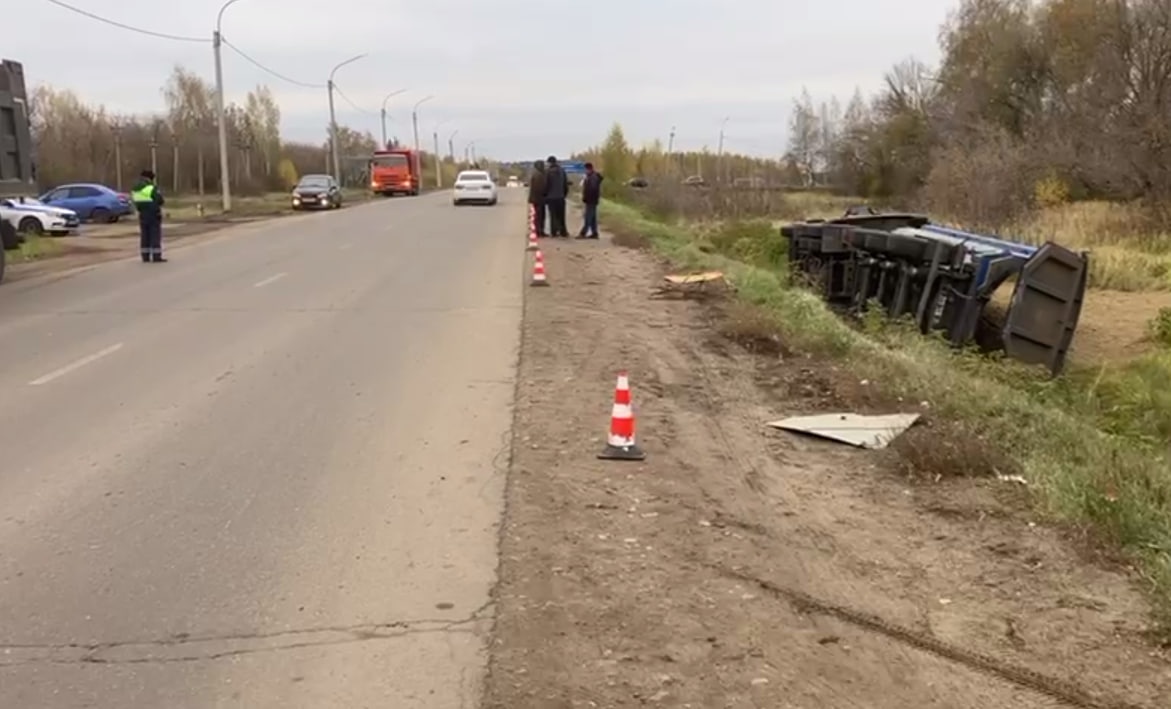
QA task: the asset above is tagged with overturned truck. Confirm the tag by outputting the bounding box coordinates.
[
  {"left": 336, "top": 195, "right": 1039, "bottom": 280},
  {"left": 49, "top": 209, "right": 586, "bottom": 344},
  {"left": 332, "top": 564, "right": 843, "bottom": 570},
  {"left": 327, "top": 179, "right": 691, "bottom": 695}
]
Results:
[{"left": 780, "top": 211, "right": 1089, "bottom": 376}]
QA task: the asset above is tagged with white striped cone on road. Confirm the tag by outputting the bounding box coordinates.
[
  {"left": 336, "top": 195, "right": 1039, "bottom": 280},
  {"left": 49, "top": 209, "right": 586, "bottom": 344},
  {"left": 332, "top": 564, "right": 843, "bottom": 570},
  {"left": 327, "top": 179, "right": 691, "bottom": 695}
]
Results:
[
  {"left": 530, "top": 250, "right": 549, "bottom": 286},
  {"left": 598, "top": 372, "right": 646, "bottom": 460},
  {"left": 526, "top": 228, "right": 539, "bottom": 251}
]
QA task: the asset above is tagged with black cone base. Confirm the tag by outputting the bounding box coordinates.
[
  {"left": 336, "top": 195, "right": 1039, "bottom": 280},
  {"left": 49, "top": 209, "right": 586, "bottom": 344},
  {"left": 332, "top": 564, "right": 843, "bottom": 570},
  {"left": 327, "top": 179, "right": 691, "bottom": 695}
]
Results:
[{"left": 598, "top": 443, "right": 646, "bottom": 461}]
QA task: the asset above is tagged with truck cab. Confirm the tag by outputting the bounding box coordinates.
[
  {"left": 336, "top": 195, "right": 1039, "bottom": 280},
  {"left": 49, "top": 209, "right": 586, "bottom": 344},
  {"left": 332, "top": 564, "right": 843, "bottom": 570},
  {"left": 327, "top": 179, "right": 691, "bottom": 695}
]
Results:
[
  {"left": 369, "top": 149, "right": 420, "bottom": 197},
  {"left": 0, "top": 58, "right": 36, "bottom": 285}
]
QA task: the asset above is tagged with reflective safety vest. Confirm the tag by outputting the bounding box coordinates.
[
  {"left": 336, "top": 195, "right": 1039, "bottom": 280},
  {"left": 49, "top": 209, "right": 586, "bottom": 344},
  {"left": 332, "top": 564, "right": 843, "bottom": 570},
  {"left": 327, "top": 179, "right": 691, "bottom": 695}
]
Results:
[{"left": 130, "top": 183, "right": 156, "bottom": 204}]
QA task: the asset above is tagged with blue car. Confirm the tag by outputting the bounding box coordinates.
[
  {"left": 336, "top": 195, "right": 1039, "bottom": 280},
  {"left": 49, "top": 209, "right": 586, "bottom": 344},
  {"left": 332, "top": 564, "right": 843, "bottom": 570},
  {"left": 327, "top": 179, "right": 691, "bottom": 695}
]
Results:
[{"left": 39, "top": 182, "right": 133, "bottom": 223}]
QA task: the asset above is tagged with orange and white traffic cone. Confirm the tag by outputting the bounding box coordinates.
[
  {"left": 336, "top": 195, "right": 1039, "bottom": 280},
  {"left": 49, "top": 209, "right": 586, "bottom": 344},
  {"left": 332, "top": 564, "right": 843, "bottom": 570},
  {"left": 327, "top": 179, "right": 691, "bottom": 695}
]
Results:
[
  {"left": 598, "top": 371, "right": 646, "bottom": 460},
  {"left": 526, "top": 227, "right": 539, "bottom": 251},
  {"left": 530, "top": 250, "right": 549, "bottom": 286}
]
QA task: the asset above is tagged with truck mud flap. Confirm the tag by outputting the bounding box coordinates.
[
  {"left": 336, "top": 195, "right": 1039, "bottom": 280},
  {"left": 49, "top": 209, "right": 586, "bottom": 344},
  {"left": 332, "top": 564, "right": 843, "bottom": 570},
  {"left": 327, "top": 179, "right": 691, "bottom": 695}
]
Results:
[{"left": 1001, "top": 242, "right": 1089, "bottom": 376}]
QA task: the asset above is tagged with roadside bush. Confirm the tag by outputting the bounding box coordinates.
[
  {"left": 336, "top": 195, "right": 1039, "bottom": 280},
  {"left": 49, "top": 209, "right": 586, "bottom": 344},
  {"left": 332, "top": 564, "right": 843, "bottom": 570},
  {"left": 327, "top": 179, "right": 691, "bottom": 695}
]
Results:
[
  {"left": 1148, "top": 307, "right": 1171, "bottom": 347},
  {"left": 701, "top": 220, "right": 787, "bottom": 270},
  {"left": 278, "top": 159, "right": 300, "bottom": 190}
]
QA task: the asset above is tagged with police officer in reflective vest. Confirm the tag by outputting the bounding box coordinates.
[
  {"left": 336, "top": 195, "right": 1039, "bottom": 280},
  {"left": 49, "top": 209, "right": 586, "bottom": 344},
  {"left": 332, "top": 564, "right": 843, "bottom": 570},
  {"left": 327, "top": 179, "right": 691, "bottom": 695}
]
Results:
[{"left": 130, "top": 169, "right": 166, "bottom": 262}]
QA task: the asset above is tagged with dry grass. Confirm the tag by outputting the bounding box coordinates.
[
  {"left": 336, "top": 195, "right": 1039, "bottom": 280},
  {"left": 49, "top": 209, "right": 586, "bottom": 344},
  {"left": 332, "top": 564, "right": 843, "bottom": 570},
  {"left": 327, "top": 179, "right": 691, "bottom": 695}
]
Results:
[
  {"left": 630, "top": 186, "right": 1171, "bottom": 292},
  {"left": 888, "top": 417, "right": 1024, "bottom": 481},
  {"left": 628, "top": 185, "right": 859, "bottom": 224},
  {"left": 14, "top": 234, "right": 62, "bottom": 262},
  {"left": 717, "top": 301, "right": 789, "bottom": 356}
]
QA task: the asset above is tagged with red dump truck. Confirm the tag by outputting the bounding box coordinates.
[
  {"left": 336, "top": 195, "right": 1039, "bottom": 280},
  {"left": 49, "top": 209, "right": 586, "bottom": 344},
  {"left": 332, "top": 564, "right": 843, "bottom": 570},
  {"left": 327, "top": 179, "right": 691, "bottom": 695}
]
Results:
[{"left": 369, "top": 148, "right": 420, "bottom": 197}]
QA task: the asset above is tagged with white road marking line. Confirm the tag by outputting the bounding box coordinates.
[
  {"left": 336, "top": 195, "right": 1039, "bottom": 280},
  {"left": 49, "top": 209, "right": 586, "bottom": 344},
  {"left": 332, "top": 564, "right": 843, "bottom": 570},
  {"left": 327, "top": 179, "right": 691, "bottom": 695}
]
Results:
[
  {"left": 29, "top": 343, "right": 124, "bottom": 386},
  {"left": 253, "top": 272, "right": 288, "bottom": 288}
]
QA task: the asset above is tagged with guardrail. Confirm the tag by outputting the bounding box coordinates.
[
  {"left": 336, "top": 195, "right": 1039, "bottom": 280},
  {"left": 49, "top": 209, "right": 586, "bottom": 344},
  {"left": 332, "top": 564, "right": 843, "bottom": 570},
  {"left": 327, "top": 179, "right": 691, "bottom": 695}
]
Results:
[{"left": 780, "top": 212, "right": 1089, "bottom": 376}]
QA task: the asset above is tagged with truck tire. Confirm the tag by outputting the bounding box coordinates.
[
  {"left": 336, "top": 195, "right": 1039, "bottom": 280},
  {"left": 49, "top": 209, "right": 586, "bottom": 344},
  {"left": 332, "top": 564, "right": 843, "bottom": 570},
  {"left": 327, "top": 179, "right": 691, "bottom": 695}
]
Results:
[{"left": 0, "top": 219, "right": 18, "bottom": 250}]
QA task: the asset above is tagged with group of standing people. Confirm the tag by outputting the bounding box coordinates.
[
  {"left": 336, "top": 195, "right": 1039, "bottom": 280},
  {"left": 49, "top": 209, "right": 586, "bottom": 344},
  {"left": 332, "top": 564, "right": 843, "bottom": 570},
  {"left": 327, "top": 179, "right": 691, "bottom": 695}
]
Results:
[{"left": 527, "top": 156, "right": 604, "bottom": 239}]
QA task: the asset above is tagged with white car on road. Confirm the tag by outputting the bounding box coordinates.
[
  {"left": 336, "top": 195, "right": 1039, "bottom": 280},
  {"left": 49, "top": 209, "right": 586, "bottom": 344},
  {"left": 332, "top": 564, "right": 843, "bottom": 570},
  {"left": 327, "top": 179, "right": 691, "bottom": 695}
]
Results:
[
  {"left": 0, "top": 197, "right": 81, "bottom": 235},
  {"left": 452, "top": 170, "right": 498, "bottom": 206},
  {"left": 506, "top": 176, "right": 520, "bottom": 188}
]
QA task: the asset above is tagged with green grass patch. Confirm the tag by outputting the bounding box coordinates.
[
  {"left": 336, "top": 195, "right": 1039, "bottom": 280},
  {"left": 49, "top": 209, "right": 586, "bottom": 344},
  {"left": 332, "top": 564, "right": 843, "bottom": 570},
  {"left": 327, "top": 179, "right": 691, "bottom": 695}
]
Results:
[
  {"left": 14, "top": 235, "right": 63, "bottom": 262},
  {"left": 601, "top": 199, "right": 1171, "bottom": 637}
]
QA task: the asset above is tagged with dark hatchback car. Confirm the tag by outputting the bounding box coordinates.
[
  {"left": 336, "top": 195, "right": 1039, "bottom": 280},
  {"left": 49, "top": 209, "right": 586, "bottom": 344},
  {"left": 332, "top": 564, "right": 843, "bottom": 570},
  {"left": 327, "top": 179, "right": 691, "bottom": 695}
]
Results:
[{"left": 291, "top": 175, "right": 343, "bottom": 210}]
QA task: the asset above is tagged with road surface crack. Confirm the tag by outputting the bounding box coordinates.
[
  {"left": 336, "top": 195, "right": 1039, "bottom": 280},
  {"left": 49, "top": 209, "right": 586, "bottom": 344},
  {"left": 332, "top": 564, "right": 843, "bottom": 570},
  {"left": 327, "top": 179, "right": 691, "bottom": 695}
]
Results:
[{"left": 0, "top": 601, "right": 493, "bottom": 667}]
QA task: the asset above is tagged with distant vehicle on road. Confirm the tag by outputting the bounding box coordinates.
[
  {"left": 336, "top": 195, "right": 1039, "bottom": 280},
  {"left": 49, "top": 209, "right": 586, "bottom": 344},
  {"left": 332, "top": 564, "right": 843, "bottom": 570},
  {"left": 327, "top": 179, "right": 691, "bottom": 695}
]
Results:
[
  {"left": 683, "top": 175, "right": 706, "bottom": 187},
  {"left": 506, "top": 176, "right": 520, "bottom": 188},
  {"left": 39, "top": 183, "right": 132, "bottom": 223},
  {"left": 452, "top": 170, "right": 498, "bottom": 206},
  {"left": 0, "top": 196, "right": 80, "bottom": 235},
  {"left": 370, "top": 148, "right": 421, "bottom": 196},
  {"left": 291, "top": 174, "right": 343, "bottom": 210},
  {"left": 627, "top": 177, "right": 649, "bottom": 188}
]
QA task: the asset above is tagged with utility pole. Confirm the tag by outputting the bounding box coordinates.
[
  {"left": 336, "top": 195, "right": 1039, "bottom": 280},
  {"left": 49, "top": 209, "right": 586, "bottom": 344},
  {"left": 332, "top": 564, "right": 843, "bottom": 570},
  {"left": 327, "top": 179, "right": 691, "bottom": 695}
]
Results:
[
  {"left": 212, "top": 1, "right": 239, "bottom": 212},
  {"left": 380, "top": 89, "right": 406, "bottom": 149},
  {"left": 470, "top": 142, "right": 477, "bottom": 165},
  {"left": 411, "top": 95, "right": 433, "bottom": 180},
  {"left": 433, "top": 131, "right": 443, "bottom": 187},
  {"left": 447, "top": 130, "right": 459, "bottom": 162},
  {"left": 667, "top": 125, "right": 676, "bottom": 177},
  {"left": 716, "top": 116, "right": 730, "bottom": 185},
  {"left": 327, "top": 54, "right": 366, "bottom": 182}
]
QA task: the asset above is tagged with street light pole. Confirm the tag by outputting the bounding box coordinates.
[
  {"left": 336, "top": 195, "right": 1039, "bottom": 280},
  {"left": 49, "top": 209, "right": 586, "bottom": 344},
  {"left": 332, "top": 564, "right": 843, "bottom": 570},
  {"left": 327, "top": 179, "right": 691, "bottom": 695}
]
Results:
[
  {"left": 213, "top": 0, "right": 242, "bottom": 213},
  {"left": 447, "top": 130, "right": 459, "bottom": 162},
  {"left": 380, "top": 88, "right": 406, "bottom": 149},
  {"left": 327, "top": 53, "right": 366, "bottom": 183},
  {"left": 411, "top": 95, "right": 433, "bottom": 181},
  {"left": 432, "top": 119, "right": 451, "bottom": 188}
]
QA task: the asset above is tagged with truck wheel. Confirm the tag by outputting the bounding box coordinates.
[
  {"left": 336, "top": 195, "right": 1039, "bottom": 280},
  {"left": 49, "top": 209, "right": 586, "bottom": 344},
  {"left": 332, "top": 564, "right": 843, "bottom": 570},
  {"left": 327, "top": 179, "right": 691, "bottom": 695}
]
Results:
[{"left": 0, "top": 220, "right": 19, "bottom": 250}]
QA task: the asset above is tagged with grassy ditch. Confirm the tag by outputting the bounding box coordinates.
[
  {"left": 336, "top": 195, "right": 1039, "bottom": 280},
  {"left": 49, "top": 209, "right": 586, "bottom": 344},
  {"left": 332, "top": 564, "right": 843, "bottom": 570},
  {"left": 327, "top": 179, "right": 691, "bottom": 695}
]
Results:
[
  {"left": 14, "top": 234, "right": 63, "bottom": 262},
  {"left": 601, "top": 199, "right": 1171, "bottom": 638}
]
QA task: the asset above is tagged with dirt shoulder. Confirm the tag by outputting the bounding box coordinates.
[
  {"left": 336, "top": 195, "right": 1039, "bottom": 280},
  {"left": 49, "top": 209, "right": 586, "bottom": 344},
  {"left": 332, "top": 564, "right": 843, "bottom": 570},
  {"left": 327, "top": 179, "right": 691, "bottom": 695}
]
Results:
[{"left": 484, "top": 231, "right": 1169, "bottom": 707}]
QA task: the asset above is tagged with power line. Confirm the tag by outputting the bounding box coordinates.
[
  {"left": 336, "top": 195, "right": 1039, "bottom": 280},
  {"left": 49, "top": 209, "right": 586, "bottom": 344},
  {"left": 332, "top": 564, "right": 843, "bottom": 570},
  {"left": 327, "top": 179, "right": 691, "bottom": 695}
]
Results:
[
  {"left": 333, "top": 85, "right": 373, "bottom": 115},
  {"left": 221, "top": 38, "right": 324, "bottom": 89},
  {"left": 42, "top": 0, "right": 208, "bottom": 42}
]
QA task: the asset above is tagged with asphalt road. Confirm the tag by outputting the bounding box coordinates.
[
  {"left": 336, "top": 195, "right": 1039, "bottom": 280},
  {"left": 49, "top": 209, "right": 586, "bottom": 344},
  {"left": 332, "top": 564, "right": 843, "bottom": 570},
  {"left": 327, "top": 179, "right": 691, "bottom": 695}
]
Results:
[{"left": 0, "top": 189, "right": 525, "bottom": 707}]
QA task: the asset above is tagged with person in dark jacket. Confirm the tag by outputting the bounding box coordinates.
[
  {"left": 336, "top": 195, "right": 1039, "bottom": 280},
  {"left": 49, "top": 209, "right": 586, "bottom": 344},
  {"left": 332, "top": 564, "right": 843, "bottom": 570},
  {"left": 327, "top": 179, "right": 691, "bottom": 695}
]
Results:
[
  {"left": 577, "top": 162, "right": 604, "bottom": 239},
  {"left": 527, "top": 160, "right": 548, "bottom": 237},
  {"left": 129, "top": 169, "right": 166, "bottom": 262},
  {"left": 543, "top": 155, "right": 569, "bottom": 237}
]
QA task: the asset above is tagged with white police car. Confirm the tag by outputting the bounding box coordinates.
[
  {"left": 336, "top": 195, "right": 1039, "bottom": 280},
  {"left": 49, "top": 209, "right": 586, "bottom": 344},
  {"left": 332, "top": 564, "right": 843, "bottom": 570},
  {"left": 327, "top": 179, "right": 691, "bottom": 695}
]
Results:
[{"left": 0, "top": 196, "right": 81, "bottom": 236}]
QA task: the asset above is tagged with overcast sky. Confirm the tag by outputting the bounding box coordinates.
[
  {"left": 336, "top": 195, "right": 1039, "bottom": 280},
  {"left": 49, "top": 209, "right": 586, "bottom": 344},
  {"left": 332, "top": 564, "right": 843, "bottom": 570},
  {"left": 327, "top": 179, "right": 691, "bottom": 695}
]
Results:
[{"left": 15, "top": 0, "right": 951, "bottom": 160}]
